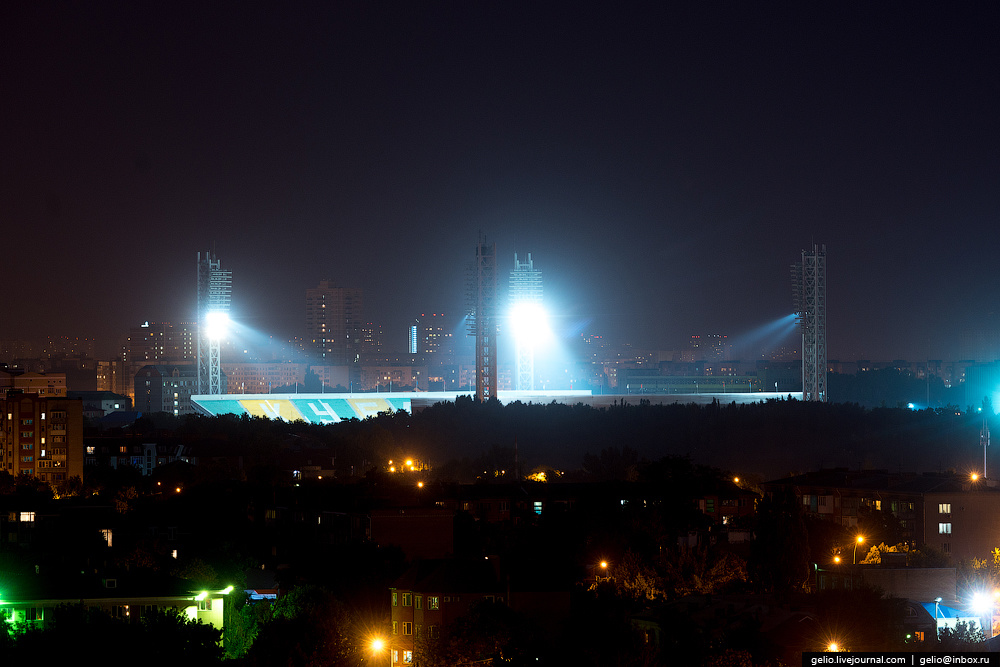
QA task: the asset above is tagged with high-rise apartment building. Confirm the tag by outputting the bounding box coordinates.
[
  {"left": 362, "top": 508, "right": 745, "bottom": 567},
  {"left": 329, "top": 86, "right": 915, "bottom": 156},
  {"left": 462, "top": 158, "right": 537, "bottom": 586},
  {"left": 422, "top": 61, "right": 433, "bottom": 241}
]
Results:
[
  {"left": 120, "top": 321, "right": 197, "bottom": 401},
  {"left": 688, "top": 334, "right": 730, "bottom": 362},
  {"left": 134, "top": 365, "right": 203, "bottom": 416},
  {"left": 125, "top": 321, "right": 196, "bottom": 365},
  {"left": 408, "top": 313, "right": 454, "bottom": 359},
  {"left": 0, "top": 392, "right": 83, "bottom": 484},
  {"left": 305, "top": 281, "right": 364, "bottom": 365}
]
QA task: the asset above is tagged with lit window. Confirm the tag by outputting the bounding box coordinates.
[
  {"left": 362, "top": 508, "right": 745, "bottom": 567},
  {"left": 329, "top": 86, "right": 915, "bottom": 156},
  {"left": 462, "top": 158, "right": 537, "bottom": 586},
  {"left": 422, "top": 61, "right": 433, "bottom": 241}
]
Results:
[
  {"left": 402, "top": 593, "right": 412, "bottom": 606},
  {"left": 938, "top": 523, "right": 952, "bottom": 535},
  {"left": 938, "top": 503, "right": 951, "bottom": 514},
  {"left": 403, "top": 650, "right": 413, "bottom": 664},
  {"left": 428, "top": 596, "right": 439, "bottom": 610},
  {"left": 20, "top": 512, "right": 35, "bottom": 522}
]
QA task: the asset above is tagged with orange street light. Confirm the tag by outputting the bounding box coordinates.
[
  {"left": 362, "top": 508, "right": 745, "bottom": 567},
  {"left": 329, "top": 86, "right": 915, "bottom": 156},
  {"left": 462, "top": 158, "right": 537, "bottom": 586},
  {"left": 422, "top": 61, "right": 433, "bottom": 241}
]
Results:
[
  {"left": 854, "top": 536, "right": 865, "bottom": 564},
  {"left": 370, "top": 637, "right": 389, "bottom": 666}
]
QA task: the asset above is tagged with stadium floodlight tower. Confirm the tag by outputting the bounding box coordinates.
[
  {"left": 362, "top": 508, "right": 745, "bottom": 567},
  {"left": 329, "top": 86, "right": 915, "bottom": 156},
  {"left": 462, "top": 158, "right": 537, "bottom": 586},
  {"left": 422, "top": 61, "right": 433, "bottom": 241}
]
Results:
[
  {"left": 468, "top": 239, "right": 498, "bottom": 403},
  {"left": 197, "top": 250, "right": 232, "bottom": 395},
  {"left": 791, "top": 243, "right": 827, "bottom": 402},
  {"left": 509, "top": 252, "right": 545, "bottom": 391}
]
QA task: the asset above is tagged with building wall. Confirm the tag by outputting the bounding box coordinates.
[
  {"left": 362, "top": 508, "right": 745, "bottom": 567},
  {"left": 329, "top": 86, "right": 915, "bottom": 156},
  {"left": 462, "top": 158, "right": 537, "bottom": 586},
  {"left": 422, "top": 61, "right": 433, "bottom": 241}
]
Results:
[
  {"left": 0, "top": 393, "right": 83, "bottom": 484},
  {"left": 134, "top": 365, "right": 200, "bottom": 416},
  {"left": 0, "top": 593, "right": 226, "bottom": 634},
  {"left": 223, "top": 362, "right": 308, "bottom": 394},
  {"left": 0, "top": 372, "right": 67, "bottom": 397},
  {"left": 861, "top": 568, "right": 958, "bottom": 604},
  {"left": 923, "top": 490, "right": 1000, "bottom": 561},
  {"left": 370, "top": 508, "right": 455, "bottom": 560}
]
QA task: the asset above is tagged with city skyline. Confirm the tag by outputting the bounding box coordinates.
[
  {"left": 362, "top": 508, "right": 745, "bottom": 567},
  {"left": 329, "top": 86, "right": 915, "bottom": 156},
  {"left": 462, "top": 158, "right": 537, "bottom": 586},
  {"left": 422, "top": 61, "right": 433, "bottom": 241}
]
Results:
[{"left": 4, "top": 3, "right": 998, "bottom": 362}]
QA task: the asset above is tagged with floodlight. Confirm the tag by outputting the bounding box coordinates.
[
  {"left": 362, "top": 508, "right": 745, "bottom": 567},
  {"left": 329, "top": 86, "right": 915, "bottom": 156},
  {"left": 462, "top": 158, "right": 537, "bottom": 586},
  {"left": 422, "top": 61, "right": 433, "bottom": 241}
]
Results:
[
  {"left": 204, "top": 311, "right": 230, "bottom": 340},
  {"left": 972, "top": 592, "right": 992, "bottom": 615},
  {"left": 509, "top": 302, "right": 550, "bottom": 344}
]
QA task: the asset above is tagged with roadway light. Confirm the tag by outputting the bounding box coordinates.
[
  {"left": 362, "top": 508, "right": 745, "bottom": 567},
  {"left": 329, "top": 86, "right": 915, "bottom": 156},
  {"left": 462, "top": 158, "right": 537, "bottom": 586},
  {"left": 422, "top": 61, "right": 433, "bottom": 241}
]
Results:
[{"left": 854, "top": 536, "right": 865, "bottom": 564}]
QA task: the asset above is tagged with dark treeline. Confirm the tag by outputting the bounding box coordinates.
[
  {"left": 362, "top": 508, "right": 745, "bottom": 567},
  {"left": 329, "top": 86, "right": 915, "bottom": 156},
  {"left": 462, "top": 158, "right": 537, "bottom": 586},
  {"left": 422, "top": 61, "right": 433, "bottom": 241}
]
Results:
[
  {"left": 827, "top": 368, "right": 965, "bottom": 409},
  {"left": 124, "top": 398, "right": 992, "bottom": 482}
]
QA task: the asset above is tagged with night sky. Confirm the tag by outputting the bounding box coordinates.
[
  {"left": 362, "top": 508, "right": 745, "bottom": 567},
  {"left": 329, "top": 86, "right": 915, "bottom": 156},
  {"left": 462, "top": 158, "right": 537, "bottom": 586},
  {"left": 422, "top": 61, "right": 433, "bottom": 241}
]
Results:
[{"left": 4, "top": 2, "right": 998, "bottom": 361}]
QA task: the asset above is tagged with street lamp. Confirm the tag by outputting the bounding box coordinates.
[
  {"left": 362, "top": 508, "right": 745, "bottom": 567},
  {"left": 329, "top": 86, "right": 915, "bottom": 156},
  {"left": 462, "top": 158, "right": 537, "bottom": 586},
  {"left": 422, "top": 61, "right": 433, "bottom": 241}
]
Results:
[
  {"left": 853, "top": 536, "right": 865, "bottom": 565},
  {"left": 935, "top": 597, "right": 942, "bottom": 640},
  {"left": 371, "top": 637, "right": 390, "bottom": 666}
]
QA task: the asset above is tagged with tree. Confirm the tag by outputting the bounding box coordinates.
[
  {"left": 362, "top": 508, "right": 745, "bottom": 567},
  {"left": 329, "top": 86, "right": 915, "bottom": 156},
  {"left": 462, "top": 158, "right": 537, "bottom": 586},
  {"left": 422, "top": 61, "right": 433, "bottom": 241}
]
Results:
[
  {"left": 244, "top": 585, "right": 358, "bottom": 667},
  {"left": 938, "top": 620, "right": 986, "bottom": 650}
]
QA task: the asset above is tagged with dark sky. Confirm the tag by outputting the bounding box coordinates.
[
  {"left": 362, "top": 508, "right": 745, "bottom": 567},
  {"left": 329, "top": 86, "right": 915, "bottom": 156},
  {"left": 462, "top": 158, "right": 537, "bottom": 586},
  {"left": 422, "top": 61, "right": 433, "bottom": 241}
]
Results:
[{"left": 4, "top": 2, "right": 998, "bottom": 361}]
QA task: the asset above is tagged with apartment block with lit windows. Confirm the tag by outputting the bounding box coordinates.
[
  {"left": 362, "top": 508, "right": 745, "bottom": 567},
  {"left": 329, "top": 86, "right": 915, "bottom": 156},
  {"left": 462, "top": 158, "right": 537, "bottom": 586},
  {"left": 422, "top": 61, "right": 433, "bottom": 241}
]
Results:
[
  {"left": 0, "top": 392, "right": 83, "bottom": 484},
  {"left": 922, "top": 486, "right": 1000, "bottom": 561},
  {"left": 133, "top": 365, "right": 202, "bottom": 416},
  {"left": 388, "top": 559, "right": 502, "bottom": 665}
]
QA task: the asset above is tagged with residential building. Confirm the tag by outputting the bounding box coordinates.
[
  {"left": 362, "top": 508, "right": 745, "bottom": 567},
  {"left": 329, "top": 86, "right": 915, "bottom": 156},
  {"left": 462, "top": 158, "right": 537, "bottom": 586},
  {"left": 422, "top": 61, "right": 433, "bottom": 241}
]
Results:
[
  {"left": 0, "top": 391, "right": 83, "bottom": 484},
  {"left": 305, "top": 281, "right": 364, "bottom": 365},
  {"left": 133, "top": 365, "right": 203, "bottom": 417},
  {"left": 67, "top": 391, "right": 131, "bottom": 419},
  {"left": 223, "top": 362, "right": 309, "bottom": 394},
  {"left": 389, "top": 559, "right": 503, "bottom": 665},
  {"left": 0, "top": 371, "right": 67, "bottom": 397}
]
